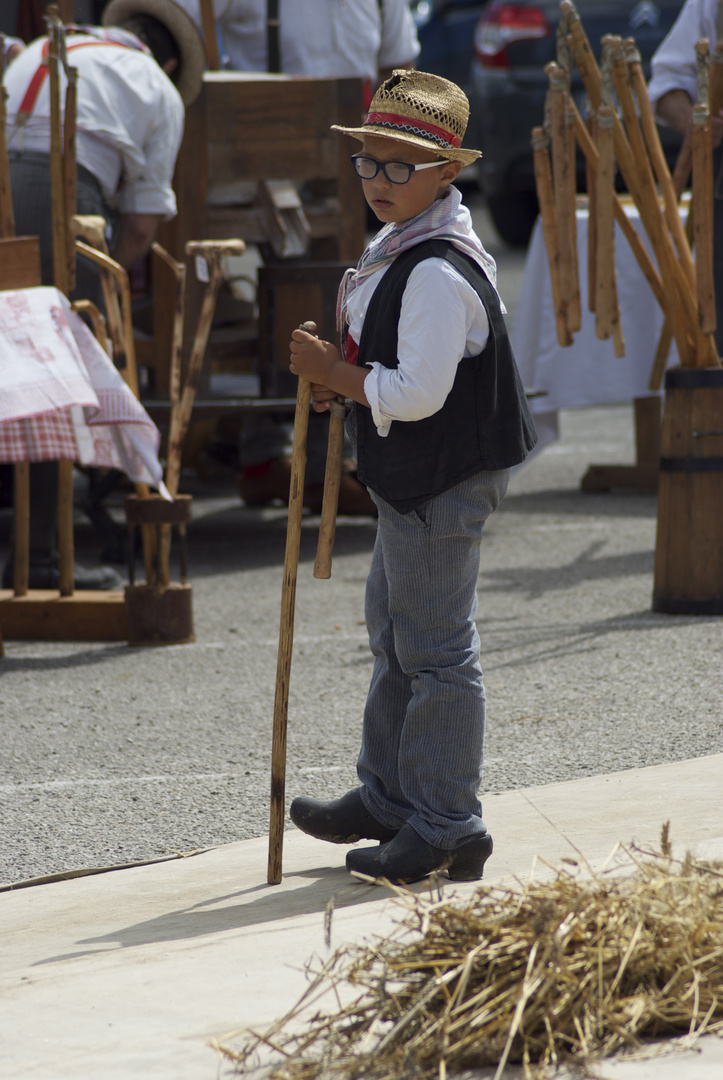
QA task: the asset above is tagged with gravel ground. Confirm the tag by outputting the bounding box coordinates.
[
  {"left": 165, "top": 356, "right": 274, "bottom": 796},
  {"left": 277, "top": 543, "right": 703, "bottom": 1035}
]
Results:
[{"left": 1, "top": 399, "right": 721, "bottom": 886}]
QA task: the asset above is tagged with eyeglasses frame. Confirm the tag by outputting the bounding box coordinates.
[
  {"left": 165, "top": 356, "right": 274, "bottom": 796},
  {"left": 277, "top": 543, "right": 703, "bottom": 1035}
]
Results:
[{"left": 350, "top": 154, "right": 447, "bottom": 185}]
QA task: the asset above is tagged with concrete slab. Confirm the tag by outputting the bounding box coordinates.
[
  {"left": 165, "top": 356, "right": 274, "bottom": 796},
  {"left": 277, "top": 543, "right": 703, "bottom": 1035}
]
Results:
[{"left": 2, "top": 754, "right": 722, "bottom": 1080}]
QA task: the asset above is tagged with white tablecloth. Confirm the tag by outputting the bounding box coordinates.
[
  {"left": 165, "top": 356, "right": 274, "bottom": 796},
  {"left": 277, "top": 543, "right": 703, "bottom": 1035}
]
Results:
[
  {"left": 510, "top": 204, "right": 677, "bottom": 451},
  {"left": 0, "top": 286, "right": 166, "bottom": 493}
]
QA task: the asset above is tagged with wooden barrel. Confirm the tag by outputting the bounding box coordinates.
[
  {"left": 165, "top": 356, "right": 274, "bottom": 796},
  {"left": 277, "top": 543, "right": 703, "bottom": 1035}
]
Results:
[{"left": 653, "top": 367, "right": 723, "bottom": 614}]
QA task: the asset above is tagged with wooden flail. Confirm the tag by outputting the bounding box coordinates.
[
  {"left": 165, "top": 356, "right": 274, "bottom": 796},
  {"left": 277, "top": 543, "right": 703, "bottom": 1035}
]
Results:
[{"left": 534, "top": 1, "right": 722, "bottom": 381}]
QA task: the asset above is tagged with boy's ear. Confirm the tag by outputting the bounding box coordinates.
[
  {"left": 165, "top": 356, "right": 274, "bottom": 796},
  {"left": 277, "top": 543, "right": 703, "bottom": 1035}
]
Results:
[{"left": 441, "top": 160, "right": 462, "bottom": 186}]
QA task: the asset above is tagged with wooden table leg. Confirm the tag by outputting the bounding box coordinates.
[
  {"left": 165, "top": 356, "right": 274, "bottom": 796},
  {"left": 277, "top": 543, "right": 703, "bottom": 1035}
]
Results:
[{"left": 580, "top": 395, "right": 661, "bottom": 492}]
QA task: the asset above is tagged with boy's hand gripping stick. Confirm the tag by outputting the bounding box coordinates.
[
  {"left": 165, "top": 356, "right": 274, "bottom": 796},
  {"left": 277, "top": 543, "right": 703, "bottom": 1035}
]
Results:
[{"left": 267, "top": 321, "right": 315, "bottom": 885}]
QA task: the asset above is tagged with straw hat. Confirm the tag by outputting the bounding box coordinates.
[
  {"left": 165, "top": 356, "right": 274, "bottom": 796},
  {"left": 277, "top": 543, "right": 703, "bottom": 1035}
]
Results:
[
  {"left": 332, "top": 69, "right": 482, "bottom": 166},
  {"left": 102, "top": 0, "right": 205, "bottom": 104}
]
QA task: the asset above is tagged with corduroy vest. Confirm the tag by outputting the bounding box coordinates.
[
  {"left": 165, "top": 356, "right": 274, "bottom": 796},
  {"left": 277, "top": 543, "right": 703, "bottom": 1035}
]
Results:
[{"left": 352, "top": 239, "right": 537, "bottom": 513}]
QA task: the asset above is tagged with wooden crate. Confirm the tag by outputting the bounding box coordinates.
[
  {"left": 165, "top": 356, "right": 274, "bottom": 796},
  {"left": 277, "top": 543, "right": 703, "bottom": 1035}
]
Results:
[{"left": 150, "top": 74, "right": 367, "bottom": 400}]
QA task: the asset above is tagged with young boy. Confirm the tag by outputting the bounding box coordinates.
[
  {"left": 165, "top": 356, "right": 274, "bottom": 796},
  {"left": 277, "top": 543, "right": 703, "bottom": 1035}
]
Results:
[{"left": 288, "top": 69, "right": 537, "bottom": 885}]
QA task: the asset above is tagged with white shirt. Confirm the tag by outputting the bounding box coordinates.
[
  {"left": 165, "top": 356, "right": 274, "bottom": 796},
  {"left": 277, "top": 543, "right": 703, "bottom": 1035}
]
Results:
[
  {"left": 648, "top": 0, "right": 721, "bottom": 110},
  {"left": 174, "top": 0, "right": 419, "bottom": 81},
  {"left": 4, "top": 34, "right": 184, "bottom": 217},
  {"left": 347, "top": 257, "right": 491, "bottom": 437}
]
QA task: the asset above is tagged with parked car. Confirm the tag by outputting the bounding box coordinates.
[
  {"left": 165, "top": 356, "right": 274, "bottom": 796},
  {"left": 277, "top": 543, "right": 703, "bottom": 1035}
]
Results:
[
  {"left": 410, "top": 0, "right": 486, "bottom": 94},
  {"left": 468, "top": 1, "right": 685, "bottom": 246}
]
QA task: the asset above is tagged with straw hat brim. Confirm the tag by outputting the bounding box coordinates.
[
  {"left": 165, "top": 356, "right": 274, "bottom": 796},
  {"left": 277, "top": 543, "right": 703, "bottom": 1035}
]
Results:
[
  {"left": 331, "top": 123, "right": 482, "bottom": 167},
  {"left": 102, "top": 0, "right": 205, "bottom": 104}
]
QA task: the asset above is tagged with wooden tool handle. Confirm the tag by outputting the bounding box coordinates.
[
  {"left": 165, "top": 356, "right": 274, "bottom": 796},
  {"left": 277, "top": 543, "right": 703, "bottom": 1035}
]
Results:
[
  {"left": 301, "top": 314, "right": 346, "bottom": 579},
  {"left": 267, "top": 323, "right": 314, "bottom": 885}
]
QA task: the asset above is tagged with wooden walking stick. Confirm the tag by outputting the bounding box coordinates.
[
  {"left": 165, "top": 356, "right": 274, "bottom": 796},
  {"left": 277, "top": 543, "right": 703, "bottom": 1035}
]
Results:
[{"left": 268, "top": 320, "right": 316, "bottom": 885}]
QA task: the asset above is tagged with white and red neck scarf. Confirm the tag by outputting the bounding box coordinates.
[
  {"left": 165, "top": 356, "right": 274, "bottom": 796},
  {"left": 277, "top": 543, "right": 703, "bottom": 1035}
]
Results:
[{"left": 337, "top": 185, "right": 502, "bottom": 348}]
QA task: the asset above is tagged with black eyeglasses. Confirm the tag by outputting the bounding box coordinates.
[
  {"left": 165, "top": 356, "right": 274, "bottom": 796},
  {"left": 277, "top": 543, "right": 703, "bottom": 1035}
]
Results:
[{"left": 351, "top": 154, "right": 446, "bottom": 185}]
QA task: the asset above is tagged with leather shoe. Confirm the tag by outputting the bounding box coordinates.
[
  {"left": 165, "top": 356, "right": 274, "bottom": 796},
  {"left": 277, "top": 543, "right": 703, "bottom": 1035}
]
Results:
[
  {"left": 2, "top": 553, "right": 123, "bottom": 591},
  {"left": 346, "top": 823, "right": 493, "bottom": 884},
  {"left": 290, "top": 787, "right": 399, "bottom": 844}
]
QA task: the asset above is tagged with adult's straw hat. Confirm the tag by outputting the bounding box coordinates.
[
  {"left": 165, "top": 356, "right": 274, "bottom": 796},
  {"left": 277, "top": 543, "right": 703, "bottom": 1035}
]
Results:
[
  {"left": 332, "top": 69, "right": 482, "bottom": 167},
  {"left": 102, "top": 0, "right": 205, "bottom": 104}
]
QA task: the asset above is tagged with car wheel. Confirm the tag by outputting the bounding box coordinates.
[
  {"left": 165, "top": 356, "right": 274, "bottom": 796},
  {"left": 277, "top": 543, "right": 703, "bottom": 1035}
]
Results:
[{"left": 486, "top": 191, "right": 539, "bottom": 247}]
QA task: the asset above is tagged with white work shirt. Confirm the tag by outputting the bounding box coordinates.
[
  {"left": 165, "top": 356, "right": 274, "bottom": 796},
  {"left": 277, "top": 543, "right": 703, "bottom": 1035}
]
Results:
[
  {"left": 648, "top": 0, "right": 721, "bottom": 110},
  {"left": 4, "top": 34, "right": 184, "bottom": 217},
  {"left": 347, "top": 257, "right": 491, "bottom": 437},
  {"left": 174, "top": 0, "right": 419, "bottom": 81}
]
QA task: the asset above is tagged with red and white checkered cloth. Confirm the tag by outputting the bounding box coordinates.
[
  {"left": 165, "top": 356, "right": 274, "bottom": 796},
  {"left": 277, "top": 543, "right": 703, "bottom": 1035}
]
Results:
[{"left": 0, "top": 286, "right": 166, "bottom": 492}]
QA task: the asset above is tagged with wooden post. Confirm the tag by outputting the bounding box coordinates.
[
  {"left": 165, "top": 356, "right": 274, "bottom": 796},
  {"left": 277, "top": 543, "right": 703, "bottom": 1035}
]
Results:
[
  {"left": 151, "top": 242, "right": 187, "bottom": 585},
  {"left": 12, "top": 462, "right": 30, "bottom": 597}
]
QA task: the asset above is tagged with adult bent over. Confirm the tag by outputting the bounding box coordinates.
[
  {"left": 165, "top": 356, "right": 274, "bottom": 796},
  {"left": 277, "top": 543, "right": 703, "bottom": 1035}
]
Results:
[{"left": 1, "top": 0, "right": 204, "bottom": 590}]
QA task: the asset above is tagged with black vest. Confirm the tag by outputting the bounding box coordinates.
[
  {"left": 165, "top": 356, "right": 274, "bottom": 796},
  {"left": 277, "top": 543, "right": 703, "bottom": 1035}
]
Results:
[{"left": 353, "top": 239, "right": 538, "bottom": 513}]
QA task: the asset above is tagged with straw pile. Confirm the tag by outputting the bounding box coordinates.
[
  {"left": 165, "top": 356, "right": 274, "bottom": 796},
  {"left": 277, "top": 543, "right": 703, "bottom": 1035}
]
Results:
[{"left": 217, "top": 829, "right": 723, "bottom": 1080}]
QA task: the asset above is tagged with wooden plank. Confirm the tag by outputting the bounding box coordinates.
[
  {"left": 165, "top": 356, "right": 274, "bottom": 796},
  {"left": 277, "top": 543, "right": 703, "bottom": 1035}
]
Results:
[
  {"left": 0, "top": 237, "right": 42, "bottom": 289},
  {"left": 580, "top": 464, "right": 659, "bottom": 492},
  {"left": 206, "top": 201, "right": 341, "bottom": 243},
  {"left": 633, "top": 396, "right": 662, "bottom": 465},
  {"left": 208, "top": 140, "right": 338, "bottom": 184},
  {"left": 205, "top": 77, "right": 340, "bottom": 141},
  {"left": 0, "top": 591, "right": 128, "bottom": 641}
]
